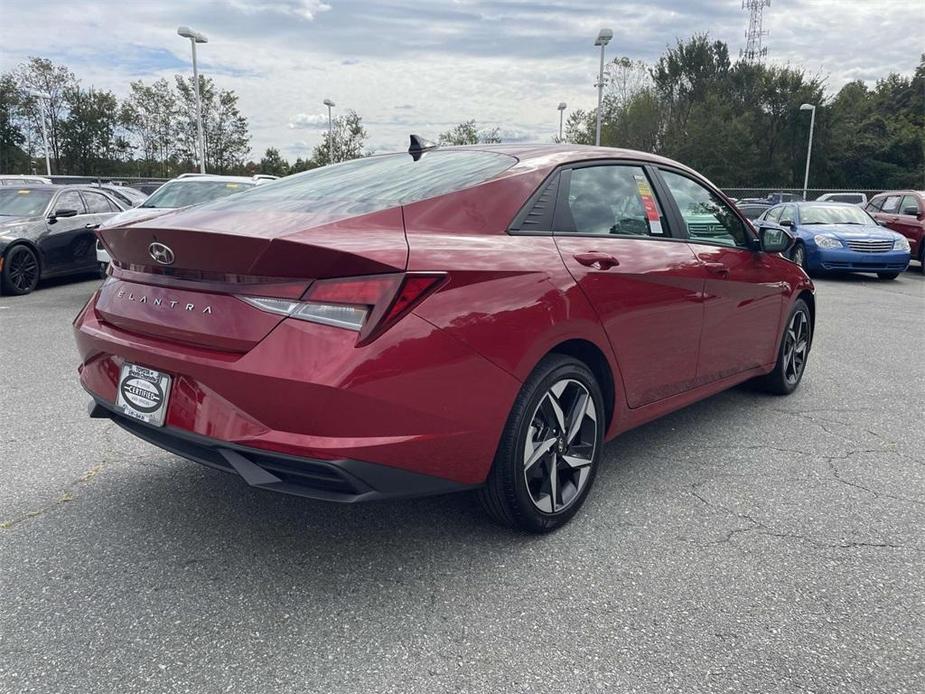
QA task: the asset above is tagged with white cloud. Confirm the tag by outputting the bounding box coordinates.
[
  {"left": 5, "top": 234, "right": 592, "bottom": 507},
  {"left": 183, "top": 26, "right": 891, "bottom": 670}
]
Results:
[
  {"left": 288, "top": 113, "right": 330, "bottom": 129},
  {"left": 0, "top": 1, "right": 919, "bottom": 160}
]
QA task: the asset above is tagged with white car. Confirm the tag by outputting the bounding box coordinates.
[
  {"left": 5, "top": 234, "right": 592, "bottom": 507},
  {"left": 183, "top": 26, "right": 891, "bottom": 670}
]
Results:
[
  {"left": 0, "top": 174, "right": 53, "bottom": 186},
  {"left": 815, "top": 192, "right": 869, "bottom": 206},
  {"left": 96, "top": 174, "right": 274, "bottom": 273}
]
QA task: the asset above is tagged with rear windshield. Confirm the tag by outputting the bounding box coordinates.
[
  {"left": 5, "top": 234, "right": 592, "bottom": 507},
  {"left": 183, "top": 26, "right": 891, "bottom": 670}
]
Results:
[
  {"left": 140, "top": 180, "right": 255, "bottom": 209},
  {"left": 204, "top": 150, "right": 518, "bottom": 217},
  {"left": 800, "top": 205, "right": 875, "bottom": 225},
  {"left": 0, "top": 188, "right": 53, "bottom": 216}
]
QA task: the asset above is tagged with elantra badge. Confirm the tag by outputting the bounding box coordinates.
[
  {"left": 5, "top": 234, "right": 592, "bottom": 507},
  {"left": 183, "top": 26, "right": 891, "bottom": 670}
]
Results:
[{"left": 148, "top": 242, "right": 175, "bottom": 265}]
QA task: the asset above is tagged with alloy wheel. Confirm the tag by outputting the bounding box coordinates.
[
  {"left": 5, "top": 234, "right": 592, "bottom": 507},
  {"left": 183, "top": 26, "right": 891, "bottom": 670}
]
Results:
[
  {"left": 8, "top": 248, "right": 38, "bottom": 292},
  {"left": 523, "top": 378, "right": 597, "bottom": 513},
  {"left": 782, "top": 310, "right": 809, "bottom": 385}
]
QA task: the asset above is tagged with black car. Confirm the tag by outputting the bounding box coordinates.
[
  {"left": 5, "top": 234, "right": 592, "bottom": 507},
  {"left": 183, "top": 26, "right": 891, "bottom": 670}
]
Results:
[
  {"left": 0, "top": 185, "right": 125, "bottom": 295},
  {"left": 737, "top": 202, "right": 772, "bottom": 220},
  {"left": 93, "top": 183, "right": 148, "bottom": 208}
]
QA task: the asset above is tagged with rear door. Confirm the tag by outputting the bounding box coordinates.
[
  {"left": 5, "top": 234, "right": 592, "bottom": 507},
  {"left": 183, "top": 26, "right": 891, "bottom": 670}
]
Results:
[
  {"left": 551, "top": 162, "right": 706, "bottom": 408},
  {"left": 656, "top": 168, "right": 786, "bottom": 384}
]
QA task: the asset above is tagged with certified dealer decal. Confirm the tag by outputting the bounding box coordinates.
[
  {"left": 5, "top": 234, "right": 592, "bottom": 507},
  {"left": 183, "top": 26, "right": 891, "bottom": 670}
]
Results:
[{"left": 120, "top": 374, "right": 164, "bottom": 413}]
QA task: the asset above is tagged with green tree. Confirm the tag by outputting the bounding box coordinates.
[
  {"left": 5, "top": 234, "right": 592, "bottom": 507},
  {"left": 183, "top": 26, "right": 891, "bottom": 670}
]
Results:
[
  {"left": 311, "top": 109, "right": 368, "bottom": 166},
  {"left": 17, "top": 57, "right": 78, "bottom": 170},
  {"left": 175, "top": 75, "right": 251, "bottom": 173},
  {"left": 59, "top": 86, "right": 120, "bottom": 174},
  {"left": 438, "top": 119, "right": 501, "bottom": 145},
  {"left": 0, "top": 73, "right": 29, "bottom": 173},
  {"left": 259, "top": 147, "right": 290, "bottom": 176},
  {"left": 121, "top": 78, "right": 178, "bottom": 177}
]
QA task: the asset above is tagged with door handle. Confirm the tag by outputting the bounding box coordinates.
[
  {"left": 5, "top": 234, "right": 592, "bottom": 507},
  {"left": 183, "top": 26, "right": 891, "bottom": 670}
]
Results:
[
  {"left": 703, "top": 262, "right": 729, "bottom": 277},
  {"left": 574, "top": 252, "right": 620, "bottom": 270},
  {"left": 84, "top": 223, "right": 100, "bottom": 230}
]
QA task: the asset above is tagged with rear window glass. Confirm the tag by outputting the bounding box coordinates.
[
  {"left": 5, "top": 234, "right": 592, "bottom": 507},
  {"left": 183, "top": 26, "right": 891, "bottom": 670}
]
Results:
[
  {"left": 141, "top": 180, "right": 255, "bottom": 209},
  {"left": 205, "top": 151, "right": 517, "bottom": 218}
]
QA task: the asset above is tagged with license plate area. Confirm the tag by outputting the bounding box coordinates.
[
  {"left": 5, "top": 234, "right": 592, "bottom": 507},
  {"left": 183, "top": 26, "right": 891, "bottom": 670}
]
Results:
[{"left": 116, "top": 363, "right": 172, "bottom": 427}]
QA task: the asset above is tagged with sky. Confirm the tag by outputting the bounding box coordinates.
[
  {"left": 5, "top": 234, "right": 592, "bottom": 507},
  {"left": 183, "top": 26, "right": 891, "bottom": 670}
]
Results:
[{"left": 1, "top": 0, "right": 919, "bottom": 160}]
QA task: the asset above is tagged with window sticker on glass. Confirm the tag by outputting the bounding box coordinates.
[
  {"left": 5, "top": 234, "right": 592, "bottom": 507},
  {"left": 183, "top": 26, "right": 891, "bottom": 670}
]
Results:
[
  {"left": 17, "top": 189, "right": 31, "bottom": 195},
  {"left": 225, "top": 183, "right": 240, "bottom": 188},
  {"left": 634, "top": 175, "right": 663, "bottom": 234}
]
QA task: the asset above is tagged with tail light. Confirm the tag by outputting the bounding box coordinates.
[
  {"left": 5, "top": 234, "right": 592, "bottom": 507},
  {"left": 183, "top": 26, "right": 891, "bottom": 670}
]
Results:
[{"left": 239, "top": 272, "right": 445, "bottom": 345}]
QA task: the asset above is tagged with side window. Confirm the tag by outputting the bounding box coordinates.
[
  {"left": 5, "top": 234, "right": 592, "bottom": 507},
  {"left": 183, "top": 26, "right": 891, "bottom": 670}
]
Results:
[
  {"left": 880, "top": 195, "right": 902, "bottom": 213},
  {"left": 559, "top": 165, "right": 667, "bottom": 237},
  {"left": 660, "top": 170, "right": 750, "bottom": 248},
  {"left": 53, "top": 190, "right": 86, "bottom": 214},
  {"left": 900, "top": 195, "right": 920, "bottom": 216},
  {"left": 765, "top": 206, "right": 783, "bottom": 223},
  {"left": 82, "top": 191, "right": 114, "bottom": 214},
  {"left": 779, "top": 205, "right": 794, "bottom": 225},
  {"left": 866, "top": 196, "right": 885, "bottom": 212}
]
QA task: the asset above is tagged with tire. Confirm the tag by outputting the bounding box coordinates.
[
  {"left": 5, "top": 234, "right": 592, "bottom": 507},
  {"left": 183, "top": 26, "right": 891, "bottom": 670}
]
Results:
[
  {"left": 791, "top": 242, "right": 807, "bottom": 270},
  {"left": 877, "top": 272, "right": 899, "bottom": 280},
  {"left": 99, "top": 262, "right": 109, "bottom": 279},
  {"left": 0, "top": 244, "right": 40, "bottom": 296},
  {"left": 478, "top": 354, "right": 605, "bottom": 533},
  {"left": 757, "top": 298, "right": 812, "bottom": 395},
  {"left": 918, "top": 245, "right": 924, "bottom": 274}
]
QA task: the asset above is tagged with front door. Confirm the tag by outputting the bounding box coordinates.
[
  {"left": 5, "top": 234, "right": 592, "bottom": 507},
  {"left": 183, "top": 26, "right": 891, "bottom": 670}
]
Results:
[
  {"left": 552, "top": 163, "right": 706, "bottom": 408},
  {"left": 40, "top": 189, "right": 93, "bottom": 274},
  {"left": 657, "top": 168, "right": 786, "bottom": 384}
]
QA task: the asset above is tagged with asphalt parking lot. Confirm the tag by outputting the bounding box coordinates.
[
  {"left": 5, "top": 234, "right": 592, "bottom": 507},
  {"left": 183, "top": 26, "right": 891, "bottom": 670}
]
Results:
[{"left": 1, "top": 269, "right": 923, "bottom": 694}]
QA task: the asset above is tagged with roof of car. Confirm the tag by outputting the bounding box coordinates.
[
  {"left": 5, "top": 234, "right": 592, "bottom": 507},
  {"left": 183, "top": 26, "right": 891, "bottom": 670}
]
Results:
[
  {"left": 1, "top": 184, "right": 110, "bottom": 192},
  {"left": 170, "top": 174, "right": 260, "bottom": 183}
]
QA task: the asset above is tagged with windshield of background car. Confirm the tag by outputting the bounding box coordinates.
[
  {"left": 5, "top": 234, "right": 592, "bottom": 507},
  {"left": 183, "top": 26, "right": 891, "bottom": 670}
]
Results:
[
  {"left": 800, "top": 205, "right": 876, "bottom": 225},
  {"left": 203, "top": 151, "right": 518, "bottom": 218},
  {"left": 141, "top": 180, "right": 255, "bottom": 209},
  {"left": 0, "top": 189, "right": 53, "bottom": 216}
]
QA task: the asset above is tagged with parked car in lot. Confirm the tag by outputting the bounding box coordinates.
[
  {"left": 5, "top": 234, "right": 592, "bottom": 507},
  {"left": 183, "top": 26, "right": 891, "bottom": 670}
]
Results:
[
  {"left": 815, "top": 191, "right": 868, "bottom": 205},
  {"left": 736, "top": 202, "right": 771, "bottom": 220},
  {"left": 0, "top": 174, "right": 53, "bottom": 186},
  {"left": 0, "top": 185, "right": 125, "bottom": 295},
  {"left": 865, "top": 190, "right": 924, "bottom": 273},
  {"left": 758, "top": 201, "right": 910, "bottom": 279},
  {"left": 92, "top": 183, "right": 148, "bottom": 208},
  {"left": 76, "top": 143, "right": 812, "bottom": 533},
  {"left": 96, "top": 175, "right": 263, "bottom": 274},
  {"left": 766, "top": 191, "right": 803, "bottom": 205}
]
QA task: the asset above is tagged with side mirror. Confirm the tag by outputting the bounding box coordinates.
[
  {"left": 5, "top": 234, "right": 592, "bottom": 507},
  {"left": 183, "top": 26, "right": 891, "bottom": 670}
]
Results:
[
  {"left": 902, "top": 207, "right": 919, "bottom": 217},
  {"left": 756, "top": 222, "right": 793, "bottom": 254},
  {"left": 877, "top": 220, "right": 888, "bottom": 227},
  {"left": 50, "top": 208, "right": 78, "bottom": 220},
  {"left": 779, "top": 219, "right": 793, "bottom": 227}
]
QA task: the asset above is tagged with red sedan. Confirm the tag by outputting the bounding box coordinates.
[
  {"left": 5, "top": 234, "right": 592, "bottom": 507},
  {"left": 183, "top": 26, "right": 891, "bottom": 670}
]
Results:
[{"left": 74, "top": 143, "right": 813, "bottom": 532}]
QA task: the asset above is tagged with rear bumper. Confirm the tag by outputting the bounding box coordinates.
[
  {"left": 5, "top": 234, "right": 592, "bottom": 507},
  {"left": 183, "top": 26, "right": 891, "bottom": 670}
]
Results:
[
  {"left": 809, "top": 247, "right": 910, "bottom": 272},
  {"left": 74, "top": 283, "right": 521, "bottom": 487},
  {"left": 88, "top": 397, "right": 476, "bottom": 502}
]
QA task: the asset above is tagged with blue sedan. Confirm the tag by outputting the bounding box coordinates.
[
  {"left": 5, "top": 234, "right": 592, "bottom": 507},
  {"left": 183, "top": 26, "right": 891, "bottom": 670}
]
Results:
[{"left": 758, "top": 202, "right": 911, "bottom": 279}]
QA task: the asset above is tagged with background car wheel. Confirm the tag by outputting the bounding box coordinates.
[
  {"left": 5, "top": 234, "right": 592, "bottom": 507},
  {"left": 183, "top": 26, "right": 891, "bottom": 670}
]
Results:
[
  {"left": 791, "top": 242, "right": 807, "bottom": 269},
  {"left": 98, "top": 262, "right": 109, "bottom": 279},
  {"left": 877, "top": 272, "right": 899, "bottom": 280},
  {"left": 1, "top": 245, "right": 40, "bottom": 296},
  {"left": 478, "top": 354, "right": 605, "bottom": 533},
  {"left": 758, "top": 298, "right": 812, "bottom": 395},
  {"left": 918, "top": 245, "right": 924, "bottom": 273}
]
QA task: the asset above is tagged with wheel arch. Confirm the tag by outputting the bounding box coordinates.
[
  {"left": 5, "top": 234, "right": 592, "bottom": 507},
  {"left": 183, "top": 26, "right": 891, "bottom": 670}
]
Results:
[
  {"left": 1, "top": 239, "right": 44, "bottom": 276},
  {"left": 547, "top": 338, "right": 616, "bottom": 432},
  {"left": 797, "top": 289, "right": 815, "bottom": 335}
]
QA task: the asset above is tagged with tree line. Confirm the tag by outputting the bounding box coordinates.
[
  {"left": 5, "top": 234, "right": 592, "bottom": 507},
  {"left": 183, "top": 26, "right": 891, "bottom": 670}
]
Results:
[
  {"left": 1, "top": 41, "right": 922, "bottom": 186},
  {"left": 564, "top": 36, "right": 923, "bottom": 190}
]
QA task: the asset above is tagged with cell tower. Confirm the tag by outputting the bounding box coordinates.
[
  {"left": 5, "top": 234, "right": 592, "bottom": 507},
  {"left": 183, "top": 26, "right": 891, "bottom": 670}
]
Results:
[{"left": 740, "top": 0, "right": 771, "bottom": 63}]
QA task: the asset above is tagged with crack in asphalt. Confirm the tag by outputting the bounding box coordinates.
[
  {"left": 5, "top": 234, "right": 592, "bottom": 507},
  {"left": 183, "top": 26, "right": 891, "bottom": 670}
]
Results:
[
  {"left": 685, "top": 484, "right": 924, "bottom": 553},
  {"left": 0, "top": 464, "right": 105, "bottom": 530}
]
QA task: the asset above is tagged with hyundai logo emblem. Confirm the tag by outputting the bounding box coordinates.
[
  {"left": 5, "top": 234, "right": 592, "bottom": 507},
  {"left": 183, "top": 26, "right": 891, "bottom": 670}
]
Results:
[{"left": 148, "top": 242, "right": 175, "bottom": 265}]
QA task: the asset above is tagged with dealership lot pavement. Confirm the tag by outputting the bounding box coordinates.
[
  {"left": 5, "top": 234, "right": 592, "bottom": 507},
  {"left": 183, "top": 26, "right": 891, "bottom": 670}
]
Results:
[{"left": 1, "top": 270, "right": 923, "bottom": 694}]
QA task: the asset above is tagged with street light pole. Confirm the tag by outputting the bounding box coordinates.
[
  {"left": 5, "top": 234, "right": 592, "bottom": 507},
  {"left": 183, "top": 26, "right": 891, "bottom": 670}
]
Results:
[
  {"left": 557, "top": 102, "right": 567, "bottom": 142},
  {"left": 178, "top": 26, "right": 208, "bottom": 174},
  {"left": 800, "top": 103, "right": 816, "bottom": 200},
  {"left": 28, "top": 90, "right": 52, "bottom": 176},
  {"left": 323, "top": 98, "right": 335, "bottom": 164},
  {"left": 594, "top": 28, "right": 613, "bottom": 147}
]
